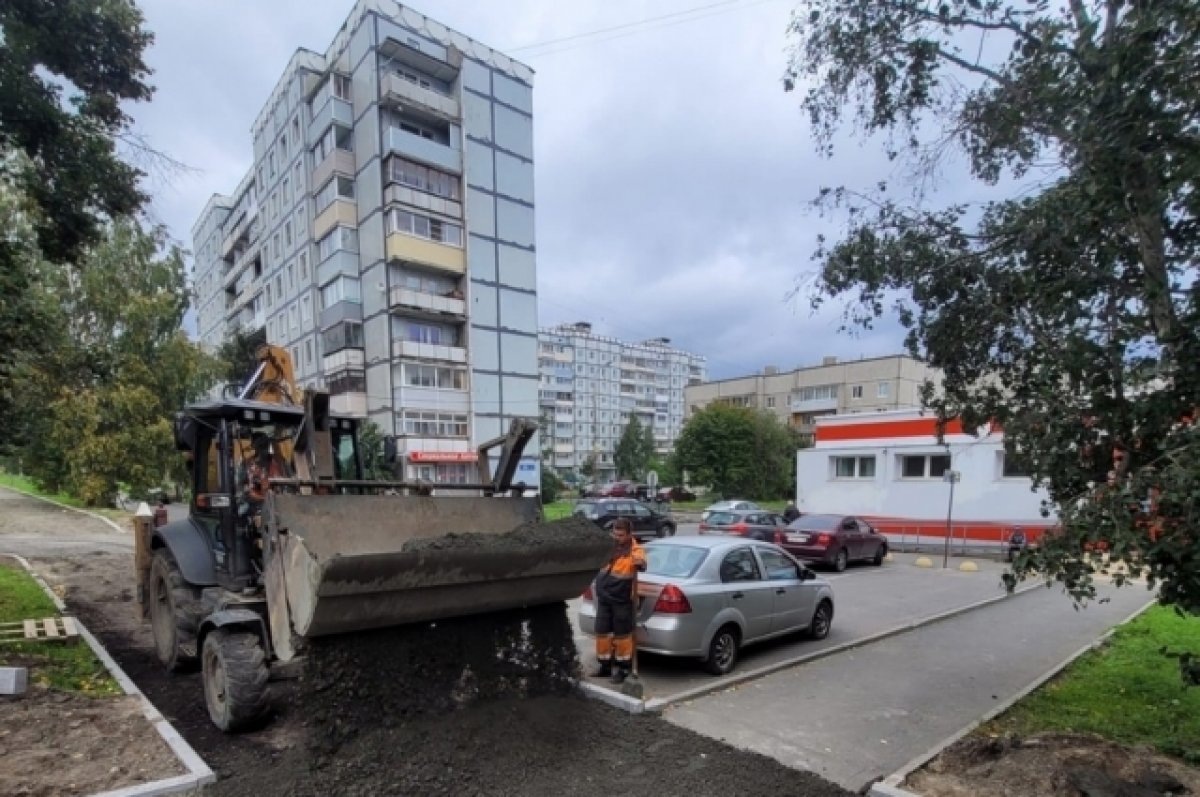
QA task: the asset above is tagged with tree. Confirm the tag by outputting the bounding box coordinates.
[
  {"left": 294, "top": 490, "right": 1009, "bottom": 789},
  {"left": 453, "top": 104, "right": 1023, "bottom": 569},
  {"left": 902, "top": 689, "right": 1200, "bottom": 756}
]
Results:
[
  {"left": 0, "top": 1, "right": 156, "bottom": 430},
  {"left": 216, "top": 327, "right": 268, "bottom": 395},
  {"left": 614, "top": 416, "right": 655, "bottom": 480},
  {"left": 13, "top": 220, "right": 218, "bottom": 505},
  {"left": 675, "top": 405, "right": 800, "bottom": 500},
  {"left": 787, "top": 2, "right": 1200, "bottom": 610},
  {"left": 540, "top": 468, "right": 564, "bottom": 504},
  {"left": 356, "top": 421, "right": 392, "bottom": 481},
  {"left": 580, "top": 453, "right": 598, "bottom": 482}
]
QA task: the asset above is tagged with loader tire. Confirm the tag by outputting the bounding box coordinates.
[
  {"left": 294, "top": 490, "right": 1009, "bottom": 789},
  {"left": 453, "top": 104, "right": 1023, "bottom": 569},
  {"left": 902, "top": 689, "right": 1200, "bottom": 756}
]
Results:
[
  {"left": 202, "top": 629, "right": 269, "bottom": 732},
  {"left": 149, "top": 550, "right": 201, "bottom": 672}
]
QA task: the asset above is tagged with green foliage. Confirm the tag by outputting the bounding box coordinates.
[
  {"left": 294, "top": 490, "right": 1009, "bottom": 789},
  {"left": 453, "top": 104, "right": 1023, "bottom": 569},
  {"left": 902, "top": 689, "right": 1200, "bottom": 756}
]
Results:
[
  {"left": 540, "top": 468, "right": 563, "bottom": 504},
  {"left": 984, "top": 606, "right": 1200, "bottom": 763},
  {"left": 789, "top": 1, "right": 1200, "bottom": 613},
  {"left": 12, "top": 220, "right": 219, "bottom": 506},
  {"left": 675, "top": 405, "right": 800, "bottom": 500},
  {"left": 614, "top": 416, "right": 656, "bottom": 480},
  {"left": 356, "top": 420, "right": 392, "bottom": 481},
  {"left": 215, "top": 328, "right": 267, "bottom": 394},
  {"left": 647, "top": 454, "right": 682, "bottom": 489},
  {"left": 580, "top": 454, "right": 598, "bottom": 480}
]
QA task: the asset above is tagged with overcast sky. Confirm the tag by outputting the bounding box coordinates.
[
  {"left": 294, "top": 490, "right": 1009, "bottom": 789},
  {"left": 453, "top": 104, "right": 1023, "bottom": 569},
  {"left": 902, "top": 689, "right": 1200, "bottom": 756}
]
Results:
[{"left": 129, "top": 0, "right": 914, "bottom": 380}]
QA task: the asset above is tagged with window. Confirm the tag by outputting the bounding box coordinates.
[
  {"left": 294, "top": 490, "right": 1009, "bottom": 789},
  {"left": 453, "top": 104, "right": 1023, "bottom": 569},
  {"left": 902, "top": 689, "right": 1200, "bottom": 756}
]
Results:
[
  {"left": 719, "top": 549, "right": 760, "bottom": 583},
  {"left": 402, "top": 363, "right": 466, "bottom": 390},
  {"left": 759, "top": 549, "right": 800, "bottom": 581},
  {"left": 287, "top": 262, "right": 295, "bottom": 291},
  {"left": 295, "top": 207, "right": 306, "bottom": 238},
  {"left": 833, "top": 456, "right": 876, "bottom": 479},
  {"left": 400, "top": 411, "right": 468, "bottom": 438},
  {"left": 878, "top": 381, "right": 891, "bottom": 399},
  {"left": 387, "top": 208, "right": 463, "bottom": 246},
  {"left": 766, "top": 396, "right": 776, "bottom": 409},
  {"left": 301, "top": 295, "right": 311, "bottom": 325},
  {"left": 901, "top": 454, "right": 953, "bottom": 479},
  {"left": 299, "top": 252, "right": 309, "bottom": 282},
  {"left": 289, "top": 303, "right": 298, "bottom": 331},
  {"left": 284, "top": 220, "right": 293, "bottom": 247},
  {"left": 322, "top": 321, "right": 364, "bottom": 353},
  {"left": 313, "top": 124, "right": 353, "bottom": 161},
  {"left": 320, "top": 276, "right": 361, "bottom": 308},
  {"left": 264, "top": 283, "right": 272, "bottom": 308},
  {"left": 795, "top": 384, "right": 838, "bottom": 402},
  {"left": 282, "top": 177, "right": 290, "bottom": 204},
  {"left": 305, "top": 339, "right": 313, "bottom": 366},
  {"left": 317, "top": 226, "right": 359, "bottom": 260},
  {"left": 398, "top": 320, "right": 459, "bottom": 346},
  {"left": 387, "top": 157, "right": 460, "bottom": 200},
  {"left": 851, "top": 385, "right": 864, "bottom": 399},
  {"left": 1001, "top": 450, "right": 1029, "bottom": 478},
  {"left": 333, "top": 74, "right": 352, "bottom": 101},
  {"left": 328, "top": 369, "right": 365, "bottom": 395},
  {"left": 392, "top": 266, "right": 458, "bottom": 296},
  {"left": 315, "top": 175, "right": 355, "bottom": 213}
]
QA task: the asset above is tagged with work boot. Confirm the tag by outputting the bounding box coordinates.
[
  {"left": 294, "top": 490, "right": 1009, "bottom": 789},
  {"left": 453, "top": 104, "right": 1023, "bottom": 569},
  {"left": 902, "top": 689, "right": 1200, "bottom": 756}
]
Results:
[
  {"left": 588, "top": 661, "right": 611, "bottom": 678},
  {"left": 610, "top": 667, "right": 629, "bottom": 685}
]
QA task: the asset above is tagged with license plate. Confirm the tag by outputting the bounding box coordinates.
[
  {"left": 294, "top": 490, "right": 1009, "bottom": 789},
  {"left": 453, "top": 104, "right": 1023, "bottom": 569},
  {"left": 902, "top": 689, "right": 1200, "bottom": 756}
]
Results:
[{"left": 787, "top": 533, "right": 809, "bottom": 544}]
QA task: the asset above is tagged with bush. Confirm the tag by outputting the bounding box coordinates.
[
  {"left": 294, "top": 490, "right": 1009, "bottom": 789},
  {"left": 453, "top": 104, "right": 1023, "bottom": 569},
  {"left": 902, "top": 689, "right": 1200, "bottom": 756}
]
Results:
[{"left": 541, "top": 468, "right": 564, "bottom": 504}]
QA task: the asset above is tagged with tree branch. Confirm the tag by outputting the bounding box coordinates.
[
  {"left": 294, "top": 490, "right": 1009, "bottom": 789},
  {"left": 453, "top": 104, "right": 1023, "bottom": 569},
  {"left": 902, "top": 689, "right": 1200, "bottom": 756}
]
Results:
[
  {"left": 1068, "top": 0, "right": 1092, "bottom": 34},
  {"left": 934, "top": 47, "right": 1014, "bottom": 87}
]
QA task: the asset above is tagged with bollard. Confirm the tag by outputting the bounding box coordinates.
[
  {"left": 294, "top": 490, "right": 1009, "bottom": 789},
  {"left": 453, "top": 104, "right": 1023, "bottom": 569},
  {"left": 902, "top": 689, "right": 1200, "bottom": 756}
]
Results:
[{"left": 132, "top": 503, "right": 154, "bottom": 620}]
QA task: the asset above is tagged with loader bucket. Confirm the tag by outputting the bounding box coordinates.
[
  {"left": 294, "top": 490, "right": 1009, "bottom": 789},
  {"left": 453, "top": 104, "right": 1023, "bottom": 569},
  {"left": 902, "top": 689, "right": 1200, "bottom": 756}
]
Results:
[{"left": 267, "top": 493, "right": 610, "bottom": 639}]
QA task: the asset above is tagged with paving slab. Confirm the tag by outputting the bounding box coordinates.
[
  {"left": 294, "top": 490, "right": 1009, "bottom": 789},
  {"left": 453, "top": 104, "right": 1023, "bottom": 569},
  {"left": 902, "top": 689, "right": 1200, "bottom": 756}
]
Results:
[{"left": 662, "top": 579, "right": 1155, "bottom": 793}]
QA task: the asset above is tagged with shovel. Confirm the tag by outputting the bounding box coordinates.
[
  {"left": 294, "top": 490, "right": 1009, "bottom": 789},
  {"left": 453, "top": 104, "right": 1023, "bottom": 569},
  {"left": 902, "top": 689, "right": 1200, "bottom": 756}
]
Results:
[{"left": 619, "top": 575, "right": 645, "bottom": 700}]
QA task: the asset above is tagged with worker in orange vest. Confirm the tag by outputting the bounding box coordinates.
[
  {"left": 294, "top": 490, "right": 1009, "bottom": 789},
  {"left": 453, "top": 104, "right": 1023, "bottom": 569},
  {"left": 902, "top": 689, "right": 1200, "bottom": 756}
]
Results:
[{"left": 589, "top": 518, "right": 646, "bottom": 684}]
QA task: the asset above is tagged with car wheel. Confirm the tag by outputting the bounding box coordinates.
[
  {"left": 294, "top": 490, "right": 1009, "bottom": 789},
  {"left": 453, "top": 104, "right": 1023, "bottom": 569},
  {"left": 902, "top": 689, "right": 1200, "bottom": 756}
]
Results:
[
  {"left": 658, "top": 523, "right": 675, "bottom": 538},
  {"left": 809, "top": 600, "right": 833, "bottom": 640},
  {"left": 149, "top": 550, "right": 201, "bottom": 672},
  {"left": 703, "top": 624, "right": 740, "bottom": 676},
  {"left": 202, "top": 629, "right": 269, "bottom": 732},
  {"left": 833, "top": 548, "right": 848, "bottom": 573},
  {"left": 872, "top": 544, "right": 887, "bottom": 566}
]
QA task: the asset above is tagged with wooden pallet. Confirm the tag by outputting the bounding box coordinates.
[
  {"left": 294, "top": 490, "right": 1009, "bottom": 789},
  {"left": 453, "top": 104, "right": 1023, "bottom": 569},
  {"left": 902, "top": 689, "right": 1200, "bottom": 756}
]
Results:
[{"left": 0, "top": 617, "right": 80, "bottom": 644}]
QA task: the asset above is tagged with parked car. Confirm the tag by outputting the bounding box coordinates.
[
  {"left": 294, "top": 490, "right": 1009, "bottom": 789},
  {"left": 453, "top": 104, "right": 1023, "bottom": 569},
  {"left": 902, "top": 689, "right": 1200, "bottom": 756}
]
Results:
[
  {"left": 579, "top": 537, "right": 834, "bottom": 675},
  {"left": 698, "top": 509, "right": 788, "bottom": 541},
  {"left": 701, "top": 499, "right": 761, "bottom": 522},
  {"left": 777, "top": 513, "right": 888, "bottom": 572},
  {"left": 656, "top": 486, "right": 697, "bottom": 503},
  {"left": 572, "top": 498, "right": 676, "bottom": 540},
  {"left": 597, "top": 481, "right": 645, "bottom": 499}
]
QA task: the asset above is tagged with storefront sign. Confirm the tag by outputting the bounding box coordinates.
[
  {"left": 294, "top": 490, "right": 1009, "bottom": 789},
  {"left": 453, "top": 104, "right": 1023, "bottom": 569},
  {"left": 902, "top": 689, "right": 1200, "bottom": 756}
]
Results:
[{"left": 408, "top": 451, "right": 477, "bottom": 463}]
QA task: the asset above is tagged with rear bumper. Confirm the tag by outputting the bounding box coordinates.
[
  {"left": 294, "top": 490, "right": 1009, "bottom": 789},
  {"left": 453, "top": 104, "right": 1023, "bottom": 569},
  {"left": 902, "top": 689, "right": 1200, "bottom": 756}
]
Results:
[
  {"left": 779, "top": 544, "right": 834, "bottom": 564},
  {"left": 577, "top": 602, "right": 705, "bottom": 658}
]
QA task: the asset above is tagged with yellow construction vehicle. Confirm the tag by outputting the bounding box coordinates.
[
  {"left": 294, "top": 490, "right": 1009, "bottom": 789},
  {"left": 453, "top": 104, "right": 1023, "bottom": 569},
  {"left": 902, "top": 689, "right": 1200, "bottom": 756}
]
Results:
[{"left": 134, "top": 345, "right": 607, "bottom": 731}]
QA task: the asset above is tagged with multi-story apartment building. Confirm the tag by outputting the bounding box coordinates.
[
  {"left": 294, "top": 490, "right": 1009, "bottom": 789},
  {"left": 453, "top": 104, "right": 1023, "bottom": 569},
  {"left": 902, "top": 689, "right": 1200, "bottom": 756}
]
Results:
[
  {"left": 684, "top": 355, "right": 942, "bottom": 443},
  {"left": 190, "top": 2, "right": 541, "bottom": 487},
  {"left": 538, "top": 322, "right": 707, "bottom": 480}
]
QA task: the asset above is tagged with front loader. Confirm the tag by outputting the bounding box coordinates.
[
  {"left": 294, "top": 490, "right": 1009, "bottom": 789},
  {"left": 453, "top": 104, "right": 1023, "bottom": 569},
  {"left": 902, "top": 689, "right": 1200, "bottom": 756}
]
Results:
[{"left": 135, "top": 346, "right": 608, "bottom": 731}]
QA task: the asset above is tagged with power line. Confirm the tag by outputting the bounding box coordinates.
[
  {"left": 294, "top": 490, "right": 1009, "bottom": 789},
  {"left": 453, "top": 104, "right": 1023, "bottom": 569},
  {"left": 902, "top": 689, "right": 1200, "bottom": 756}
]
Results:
[{"left": 508, "top": 0, "right": 743, "bottom": 54}]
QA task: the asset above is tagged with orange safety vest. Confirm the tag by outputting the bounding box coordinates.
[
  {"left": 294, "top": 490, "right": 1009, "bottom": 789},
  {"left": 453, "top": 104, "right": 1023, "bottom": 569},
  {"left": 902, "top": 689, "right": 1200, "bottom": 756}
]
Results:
[{"left": 595, "top": 540, "right": 646, "bottom": 603}]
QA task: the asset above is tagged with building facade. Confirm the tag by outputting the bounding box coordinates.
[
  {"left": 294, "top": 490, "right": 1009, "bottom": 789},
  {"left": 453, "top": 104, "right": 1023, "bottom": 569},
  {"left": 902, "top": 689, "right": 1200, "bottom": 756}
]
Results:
[
  {"left": 190, "top": 1, "right": 541, "bottom": 486},
  {"left": 795, "top": 410, "right": 1054, "bottom": 545},
  {"left": 683, "top": 355, "right": 942, "bottom": 443},
  {"left": 538, "top": 322, "right": 707, "bottom": 480}
]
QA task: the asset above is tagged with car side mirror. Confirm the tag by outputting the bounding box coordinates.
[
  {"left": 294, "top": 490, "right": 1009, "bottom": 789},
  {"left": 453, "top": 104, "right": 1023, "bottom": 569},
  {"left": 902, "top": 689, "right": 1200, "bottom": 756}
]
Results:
[{"left": 799, "top": 567, "right": 814, "bottom": 581}]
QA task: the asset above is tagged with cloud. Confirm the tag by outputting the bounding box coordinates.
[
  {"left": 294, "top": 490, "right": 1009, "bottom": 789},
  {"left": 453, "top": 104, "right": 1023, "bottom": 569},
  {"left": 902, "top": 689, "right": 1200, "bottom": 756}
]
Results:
[{"left": 129, "top": 0, "right": 912, "bottom": 379}]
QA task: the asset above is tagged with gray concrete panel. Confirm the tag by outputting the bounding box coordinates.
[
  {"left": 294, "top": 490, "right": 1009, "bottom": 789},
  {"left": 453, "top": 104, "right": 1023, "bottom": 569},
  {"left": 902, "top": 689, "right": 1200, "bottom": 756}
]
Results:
[
  {"left": 497, "top": 244, "right": 536, "bottom": 292},
  {"left": 466, "top": 188, "right": 496, "bottom": 238}
]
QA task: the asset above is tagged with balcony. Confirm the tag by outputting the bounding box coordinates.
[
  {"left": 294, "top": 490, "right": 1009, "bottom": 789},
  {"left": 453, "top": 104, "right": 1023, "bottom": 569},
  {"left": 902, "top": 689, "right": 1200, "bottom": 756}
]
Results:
[
  {"left": 385, "top": 232, "right": 465, "bottom": 275},
  {"left": 308, "top": 97, "right": 353, "bottom": 145},
  {"left": 790, "top": 396, "right": 839, "bottom": 413},
  {"left": 219, "top": 206, "right": 258, "bottom": 261},
  {"left": 316, "top": 250, "right": 359, "bottom": 287},
  {"left": 382, "top": 72, "right": 459, "bottom": 121},
  {"left": 554, "top": 443, "right": 574, "bottom": 454},
  {"left": 386, "top": 127, "right": 461, "bottom": 175},
  {"left": 388, "top": 287, "right": 465, "bottom": 318},
  {"left": 384, "top": 184, "right": 462, "bottom": 220},
  {"left": 323, "top": 349, "right": 365, "bottom": 372},
  {"left": 330, "top": 392, "right": 367, "bottom": 417},
  {"left": 393, "top": 340, "right": 467, "bottom": 363},
  {"left": 313, "top": 199, "right": 357, "bottom": 241},
  {"left": 312, "top": 149, "right": 356, "bottom": 192}
]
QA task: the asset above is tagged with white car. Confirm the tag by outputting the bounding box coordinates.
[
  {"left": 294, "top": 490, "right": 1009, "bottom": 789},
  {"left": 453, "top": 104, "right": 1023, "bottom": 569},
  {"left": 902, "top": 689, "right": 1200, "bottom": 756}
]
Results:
[{"left": 701, "top": 499, "right": 760, "bottom": 522}]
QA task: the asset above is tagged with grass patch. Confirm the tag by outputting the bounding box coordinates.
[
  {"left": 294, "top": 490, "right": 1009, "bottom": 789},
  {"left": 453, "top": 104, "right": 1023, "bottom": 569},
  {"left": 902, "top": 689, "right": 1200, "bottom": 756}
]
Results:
[
  {"left": 0, "top": 472, "right": 85, "bottom": 508},
  {"left": 982, "top": 605, "right": 1200, "bottom": 764},
  {"left": 0, "top": 564, "right": 119, "bottom": 696},
  {"left": 543, "top": 501, "right": 574, "bottom": 521}
]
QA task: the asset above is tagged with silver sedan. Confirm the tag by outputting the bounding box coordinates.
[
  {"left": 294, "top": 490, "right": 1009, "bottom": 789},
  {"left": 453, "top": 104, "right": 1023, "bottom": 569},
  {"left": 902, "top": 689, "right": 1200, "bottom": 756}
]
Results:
[{"left": 579, "top": 537, "right": 835, "bottom": 675}]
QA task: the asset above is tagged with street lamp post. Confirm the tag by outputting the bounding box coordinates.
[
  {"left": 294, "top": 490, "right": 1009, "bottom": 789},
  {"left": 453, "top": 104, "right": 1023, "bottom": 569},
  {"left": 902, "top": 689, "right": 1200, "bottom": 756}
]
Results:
[{"left": 942, "top": 469, "right": 960, "bottom": 569}]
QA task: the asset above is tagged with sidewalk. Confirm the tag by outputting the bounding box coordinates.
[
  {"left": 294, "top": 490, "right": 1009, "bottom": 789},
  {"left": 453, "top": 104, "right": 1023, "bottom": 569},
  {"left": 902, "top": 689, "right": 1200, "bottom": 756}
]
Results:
[{"left": 662, "top": 580, "right": 1155, "bottom": 792}]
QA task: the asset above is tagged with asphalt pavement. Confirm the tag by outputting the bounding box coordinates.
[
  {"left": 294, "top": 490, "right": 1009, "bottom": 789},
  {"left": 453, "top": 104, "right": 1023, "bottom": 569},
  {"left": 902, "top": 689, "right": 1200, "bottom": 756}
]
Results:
[{"left": 662, "top": 578, "right": 1155, "bottom": 792}]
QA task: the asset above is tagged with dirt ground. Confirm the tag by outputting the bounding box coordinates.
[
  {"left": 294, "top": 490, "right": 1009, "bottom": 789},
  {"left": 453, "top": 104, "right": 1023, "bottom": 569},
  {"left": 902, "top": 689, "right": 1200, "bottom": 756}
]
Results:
[
  {"left": 907, "top": 732, "right": 1200, "bottom": 797},
  {"left": 0, "top": 490, "right": 854, "bottom": 797},
  {"left": 0, "top": 689, "right": 184, "bottom": 797}
]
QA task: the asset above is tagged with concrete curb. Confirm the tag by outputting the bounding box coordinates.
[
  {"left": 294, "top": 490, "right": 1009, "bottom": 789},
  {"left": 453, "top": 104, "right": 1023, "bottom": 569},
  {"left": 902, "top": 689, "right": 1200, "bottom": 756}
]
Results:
[
  {"left": 866, "top": 597, "right": 1157, "bottom": 797},
  {"left": 634, "top": 580, "right": 1045, "bottom": 713},
  {"left": 3, "top": 554, "right": 215, "bottom": 797},
  {"left": 577, "top": 679, "right": 647, "bottom": 714},
  {"left": 0, "top": 484, "right": 127, "bottom": 535}
]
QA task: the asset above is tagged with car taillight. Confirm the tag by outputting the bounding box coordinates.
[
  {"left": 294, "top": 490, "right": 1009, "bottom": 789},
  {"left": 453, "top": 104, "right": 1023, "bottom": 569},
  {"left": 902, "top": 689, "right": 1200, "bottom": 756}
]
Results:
[
  {"left": 698, "top": 522, "right": 708, "bottom": 533},
  {"left": 815, "top": 533, "right": 832, "bottom": 546},
  {"left": 653, "top": 584, "right": 692, "bottom": 614},
  {"left": 731, "top": 522, "right": 750, "bottom": 535},
  {"left": 774, "top": 530, "right": 784, "bottom": 545},
  {"left": 582, "top": 585, "right": 594, "bottom": 601}
]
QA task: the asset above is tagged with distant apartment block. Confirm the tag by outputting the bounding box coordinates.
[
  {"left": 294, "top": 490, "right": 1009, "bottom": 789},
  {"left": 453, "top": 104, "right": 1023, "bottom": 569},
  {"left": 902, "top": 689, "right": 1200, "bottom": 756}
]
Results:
[
  {"left": 684, "top": 355, "right": 942, "bottom": 443},
  {"left": 189, "top": 2, "right": 541, "bottom": 486},
  {"left": 538, "top": 322, "right": 707, "bottom": 479}
]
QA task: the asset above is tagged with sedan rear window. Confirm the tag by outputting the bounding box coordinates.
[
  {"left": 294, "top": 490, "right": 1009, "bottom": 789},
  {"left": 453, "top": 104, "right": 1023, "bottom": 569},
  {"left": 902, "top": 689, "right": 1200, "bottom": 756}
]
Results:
[
  {"left": 573, "top": 502, "right": 600, "bottom": 519},
  {"left": 644, "top": 545, "right": 707, "bottom": 579},
  {"left": 707, "top": 512, "right": 737, "bottom": 525},
  {"left": 790, "top": 514, "right": 842, "bottom": 531}
]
